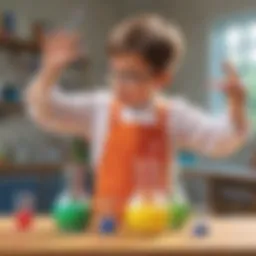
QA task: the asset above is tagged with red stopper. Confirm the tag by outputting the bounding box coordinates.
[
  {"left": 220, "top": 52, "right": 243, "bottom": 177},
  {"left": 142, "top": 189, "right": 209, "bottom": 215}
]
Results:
[{"left": 16, "top": 209, "right": 33, "bottom": 231}]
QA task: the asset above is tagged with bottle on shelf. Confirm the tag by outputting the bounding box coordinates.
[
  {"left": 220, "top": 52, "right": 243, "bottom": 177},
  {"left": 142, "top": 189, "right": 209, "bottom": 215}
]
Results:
[{"left": 2, "top": 11, "right": 16, "bottom": 37}]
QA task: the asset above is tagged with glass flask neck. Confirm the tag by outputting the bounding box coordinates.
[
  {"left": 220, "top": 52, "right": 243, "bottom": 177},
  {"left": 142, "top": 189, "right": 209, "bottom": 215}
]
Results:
[
  {"left": 134, "top": 157, "right": 165, "bottom": 200},
  {"left": 64, "top": 163, "right": 86, "bottom": 199}
]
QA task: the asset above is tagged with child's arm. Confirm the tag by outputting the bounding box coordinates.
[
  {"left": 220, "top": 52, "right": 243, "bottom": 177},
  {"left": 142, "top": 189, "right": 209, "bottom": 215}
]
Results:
[
  {"left": 171, "top": 64, "right": 248, "bottom": 157},
  {"left": 26, "top": 32, "right": 94, "bottom": 137},
  {"left": 223, "top": 62, "right": 247, "bottom": 134},
  {"left": 171, "top": 100, "right": 248, "bottom": 157}
]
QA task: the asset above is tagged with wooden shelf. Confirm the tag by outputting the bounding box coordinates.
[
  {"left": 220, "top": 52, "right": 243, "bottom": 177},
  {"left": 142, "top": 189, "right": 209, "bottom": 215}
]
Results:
[
  {"left": 0, "top": 37, "right": 91, "bottom": 69},
  {"left": 0, "top": 163, "right": 63, "bottom": 175},
  {"left": 0, "top": 36, "right": 40, "bottom": 53},
  {"left": 0, "top": 102, "right": 23, "bottom": 115}
]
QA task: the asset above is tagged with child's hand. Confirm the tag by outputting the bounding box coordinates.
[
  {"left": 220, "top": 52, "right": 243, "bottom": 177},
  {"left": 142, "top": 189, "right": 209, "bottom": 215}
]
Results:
[
  {"left": 222, "top": 62, "right": 246, "bottom": 104},
  {"left": 42, "top": 31, "right": 81, "bottom": 71},
  {"left": 222, "top": 62, "right": 247, "bottom": 133}
]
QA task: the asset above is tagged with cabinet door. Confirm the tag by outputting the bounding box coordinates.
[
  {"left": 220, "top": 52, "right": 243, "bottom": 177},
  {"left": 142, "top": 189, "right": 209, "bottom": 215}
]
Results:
[
  {"left": 210, "top": 179, "right": 256, "bottom": 214},
  {"left": 0, "top": 177, "right": 38, "bottom": 213}
]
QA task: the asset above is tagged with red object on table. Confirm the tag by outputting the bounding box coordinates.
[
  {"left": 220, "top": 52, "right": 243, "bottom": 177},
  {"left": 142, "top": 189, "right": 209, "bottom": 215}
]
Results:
[{"left": 15, "top": 209, "right": 34, "bottom": 231}]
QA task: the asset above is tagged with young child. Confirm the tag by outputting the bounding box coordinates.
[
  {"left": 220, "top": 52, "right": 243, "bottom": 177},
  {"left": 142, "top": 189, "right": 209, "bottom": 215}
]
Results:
[{"left": 27, "top": 14, "right": 248, "bottom": 219}]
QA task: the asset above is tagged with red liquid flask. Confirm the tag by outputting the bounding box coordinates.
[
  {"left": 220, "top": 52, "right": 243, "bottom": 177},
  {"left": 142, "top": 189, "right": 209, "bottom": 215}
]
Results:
[{"left": 14, "top": 192, "right": 35, "bottom": 231}]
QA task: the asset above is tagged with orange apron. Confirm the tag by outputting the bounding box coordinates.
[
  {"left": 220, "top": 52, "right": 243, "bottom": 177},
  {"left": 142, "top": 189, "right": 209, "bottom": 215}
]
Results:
[{"left": 94, "top": 101, "right": 171, "bottom": 220}]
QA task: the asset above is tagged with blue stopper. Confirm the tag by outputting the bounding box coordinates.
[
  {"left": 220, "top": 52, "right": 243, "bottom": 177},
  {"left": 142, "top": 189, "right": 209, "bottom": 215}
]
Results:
[
  {"left": 99, "top": 217, "right": 116, "bottom": 234},
  {"left": 192, "top": 222, "right": 209, "bottom": 237}
]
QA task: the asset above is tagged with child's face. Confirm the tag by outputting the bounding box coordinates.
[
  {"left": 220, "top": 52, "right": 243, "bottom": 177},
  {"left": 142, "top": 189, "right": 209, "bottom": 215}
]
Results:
[{"left": 108, "top": 53, "right": 171, "bottom": 107}]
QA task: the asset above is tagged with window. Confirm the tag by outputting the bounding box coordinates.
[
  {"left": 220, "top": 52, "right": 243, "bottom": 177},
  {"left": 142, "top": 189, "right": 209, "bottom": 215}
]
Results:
[{"left": 210, "top": 16, "right": 256, "bottom": 130}]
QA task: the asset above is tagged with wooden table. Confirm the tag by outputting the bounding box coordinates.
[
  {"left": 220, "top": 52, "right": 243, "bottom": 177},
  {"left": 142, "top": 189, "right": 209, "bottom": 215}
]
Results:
[{"left": 0, "top": 216, "right": 256, "bottom": 255}]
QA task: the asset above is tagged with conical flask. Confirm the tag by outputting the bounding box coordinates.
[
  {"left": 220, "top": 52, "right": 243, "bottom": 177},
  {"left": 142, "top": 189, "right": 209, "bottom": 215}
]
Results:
[
  {"left": 124, "top": 156, "right": 168, "bottom": 234},
  {"left": 53, "top": 163, "right": 91, "bottom": 232},
  {"left": 168, "top": 162, "right": 191, "bottom": 230}
]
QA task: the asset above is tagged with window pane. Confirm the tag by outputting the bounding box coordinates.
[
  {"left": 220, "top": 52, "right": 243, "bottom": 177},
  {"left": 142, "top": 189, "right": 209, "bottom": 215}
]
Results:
[{"left": 211, "top": 18, "right": 256, "bottom": 131}]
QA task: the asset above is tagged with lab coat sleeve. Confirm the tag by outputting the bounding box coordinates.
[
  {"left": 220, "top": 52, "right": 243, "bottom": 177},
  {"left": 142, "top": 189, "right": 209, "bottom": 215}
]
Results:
[{"left": 169, "top": 98, "right": 249, "bottom": 158}]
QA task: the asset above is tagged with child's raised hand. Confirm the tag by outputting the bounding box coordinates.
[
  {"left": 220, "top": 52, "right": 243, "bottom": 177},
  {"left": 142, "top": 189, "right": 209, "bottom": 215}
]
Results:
[
  {"left": 222, "top": 61, "right": 246, "bottom": 104},
  {"left": 222, "top": 61, "right": 247, "bottom": 132},
  {"left": 42, "top": 31, "right": 81, "bottom": 71}
]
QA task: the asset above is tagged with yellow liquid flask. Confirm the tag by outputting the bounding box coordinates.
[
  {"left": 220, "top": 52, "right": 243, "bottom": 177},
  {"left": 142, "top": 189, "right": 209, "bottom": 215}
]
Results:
[{"left": 124, "top": 158, "right": 168, "bottom": 234}]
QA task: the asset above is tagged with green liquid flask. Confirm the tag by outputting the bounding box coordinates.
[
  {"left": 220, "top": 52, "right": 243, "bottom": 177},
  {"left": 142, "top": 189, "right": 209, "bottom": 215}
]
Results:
[{"left": 53, "top": 164, "right": 91, "bottom": 232}]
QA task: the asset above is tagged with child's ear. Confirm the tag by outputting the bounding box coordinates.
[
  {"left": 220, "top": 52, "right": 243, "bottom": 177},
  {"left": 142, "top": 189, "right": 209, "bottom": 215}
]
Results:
[{"left": 157, "top": 71, "right": 172, "bottom": 88}]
